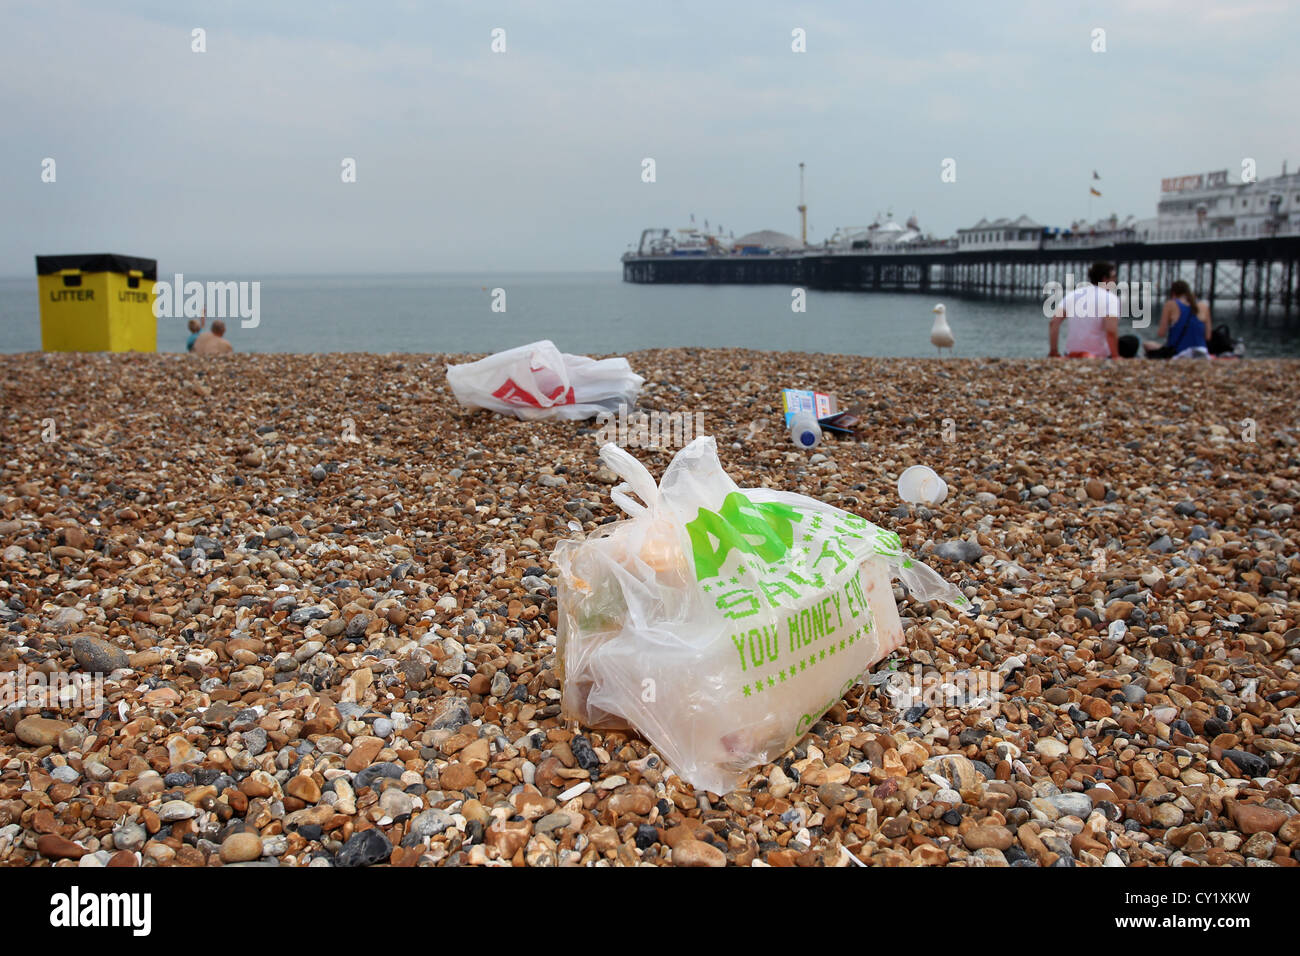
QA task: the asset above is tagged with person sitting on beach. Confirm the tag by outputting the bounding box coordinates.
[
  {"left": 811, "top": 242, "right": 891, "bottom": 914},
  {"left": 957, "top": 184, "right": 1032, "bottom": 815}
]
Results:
[
  {"left": 1143, "top": 280, "right": 1211, "bottom": 359},
  {"left": 192, "top": 319, "right": 233, "bottom": 355},
  {"left": 185, "top": 308, "right": 207, "bottom": 352},
  {"left": 1049, "top": 261, "right": 1120, "bottom": 359}
]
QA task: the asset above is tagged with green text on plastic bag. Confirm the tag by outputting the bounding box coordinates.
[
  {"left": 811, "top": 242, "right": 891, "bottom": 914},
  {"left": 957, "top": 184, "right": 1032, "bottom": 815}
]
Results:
[{"left": 685, "top": 492, "right": 804, "bottom": 580}]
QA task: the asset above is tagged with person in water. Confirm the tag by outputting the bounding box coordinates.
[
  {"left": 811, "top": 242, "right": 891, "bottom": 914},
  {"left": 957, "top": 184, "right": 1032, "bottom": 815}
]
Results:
[{"left": 1144, "top": 280, "right": 1211, "bottom": 359}]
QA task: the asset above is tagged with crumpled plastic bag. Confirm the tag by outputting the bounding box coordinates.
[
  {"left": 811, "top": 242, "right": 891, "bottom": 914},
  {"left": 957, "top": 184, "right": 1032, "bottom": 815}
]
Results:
[
  {"left": 554, "top": 436, "right": 970, "bottom": 794},
  {"left": 445, "top": 339, "right": 643, "bottom": 421}
]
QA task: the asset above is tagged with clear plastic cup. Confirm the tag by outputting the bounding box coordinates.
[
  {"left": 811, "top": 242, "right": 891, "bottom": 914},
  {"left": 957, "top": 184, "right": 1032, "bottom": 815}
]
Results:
[
  {"left": 897, "top": 465, "right": 948, "bottom": 505},
  {"left": 789, "top": 410, "right": 822, "bottom": 449}
]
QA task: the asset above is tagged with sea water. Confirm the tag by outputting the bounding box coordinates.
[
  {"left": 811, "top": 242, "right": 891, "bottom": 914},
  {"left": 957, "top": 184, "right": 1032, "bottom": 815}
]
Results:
[{"left": 1, "top": 271, "right": 1295, "bottom": 357}]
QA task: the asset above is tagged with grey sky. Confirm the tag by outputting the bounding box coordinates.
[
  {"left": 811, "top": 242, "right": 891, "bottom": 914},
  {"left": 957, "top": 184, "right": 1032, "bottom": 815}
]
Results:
[{"left": 1, "top": 0, "right": 1297, "bottom": 276}]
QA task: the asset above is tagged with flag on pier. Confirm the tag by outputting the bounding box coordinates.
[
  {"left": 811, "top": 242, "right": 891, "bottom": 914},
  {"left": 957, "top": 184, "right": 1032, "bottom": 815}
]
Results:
[
  {"left": 1092, "top": 170, "right": 1101, "bottom": 180},
  {"left": 1090, "top": 187, "right": 1102, "bottom": 197}
]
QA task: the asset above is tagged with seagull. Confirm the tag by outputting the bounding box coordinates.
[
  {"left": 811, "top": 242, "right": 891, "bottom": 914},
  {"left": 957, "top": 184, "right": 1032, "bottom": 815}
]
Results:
[{"left": 930, "top": 303, "right": 954, "bottom": 356}]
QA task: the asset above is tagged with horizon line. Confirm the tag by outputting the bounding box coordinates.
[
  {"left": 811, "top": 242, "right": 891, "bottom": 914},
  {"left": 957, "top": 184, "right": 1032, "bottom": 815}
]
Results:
[{"left": 0, "top": 268, "right": 622, "bottom": 281}]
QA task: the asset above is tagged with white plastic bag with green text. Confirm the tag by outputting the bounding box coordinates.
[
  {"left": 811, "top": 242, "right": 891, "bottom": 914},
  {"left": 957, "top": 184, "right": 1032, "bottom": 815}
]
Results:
[{"left": 554, "top": 436, "right": 969, "bottom": 794}]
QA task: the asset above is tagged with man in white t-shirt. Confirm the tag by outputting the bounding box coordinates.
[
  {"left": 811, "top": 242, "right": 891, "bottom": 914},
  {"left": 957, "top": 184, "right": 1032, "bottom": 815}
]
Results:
[{"left": 1049, "top": 261, "right": 1120, "bottom": 359}]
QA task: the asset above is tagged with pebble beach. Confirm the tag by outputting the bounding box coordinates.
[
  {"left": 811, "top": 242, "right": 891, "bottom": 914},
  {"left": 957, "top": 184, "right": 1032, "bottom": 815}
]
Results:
[{"left": 2, "top": 349, "right": 1299, "bottom": 868}]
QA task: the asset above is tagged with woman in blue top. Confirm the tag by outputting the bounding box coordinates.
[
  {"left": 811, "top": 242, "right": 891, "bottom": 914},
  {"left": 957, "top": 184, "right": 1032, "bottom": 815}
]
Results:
[
  {"left": 185, "top": 309, "right": 206, "bottom": 352},
  {"left": 1144, "top": 281, "right": 1211, "bottom": 359}
]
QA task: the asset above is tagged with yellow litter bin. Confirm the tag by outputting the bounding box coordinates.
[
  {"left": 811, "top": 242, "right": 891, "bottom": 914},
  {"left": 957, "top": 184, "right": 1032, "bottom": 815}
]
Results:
[{"left": 36, "top": 253, "right": 158, "bottom": 352}]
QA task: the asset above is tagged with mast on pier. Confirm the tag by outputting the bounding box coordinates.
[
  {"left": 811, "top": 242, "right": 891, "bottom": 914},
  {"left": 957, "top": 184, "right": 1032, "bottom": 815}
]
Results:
[{"left": 798, "top": 162, "right": 807, "bottom": 246}]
